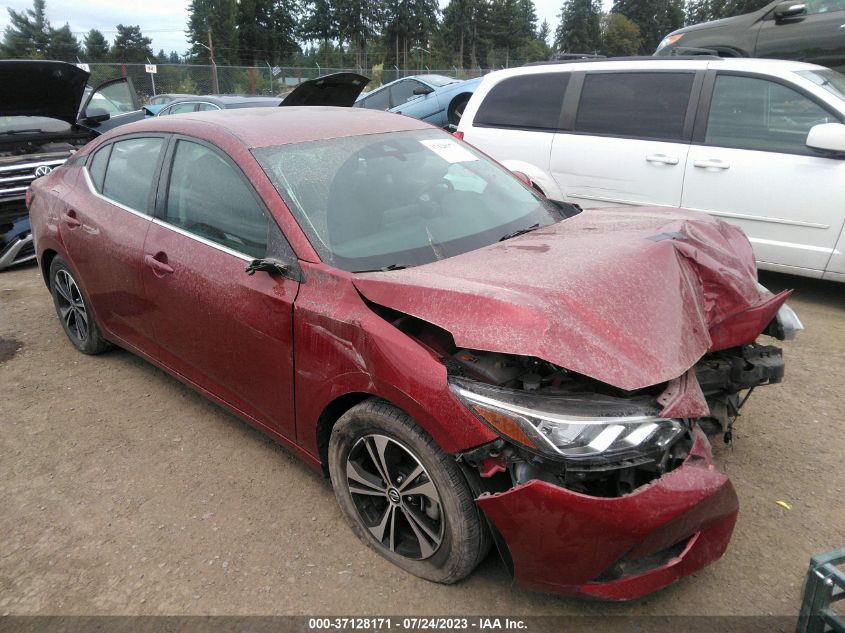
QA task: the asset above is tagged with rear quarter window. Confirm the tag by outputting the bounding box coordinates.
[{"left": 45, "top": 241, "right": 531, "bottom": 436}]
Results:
[
  {"left": 474, "top": 73, "right": 569, "bottom": 131},
  {"left": 575, "top": 72, "right": 695, "bottom": 141}
]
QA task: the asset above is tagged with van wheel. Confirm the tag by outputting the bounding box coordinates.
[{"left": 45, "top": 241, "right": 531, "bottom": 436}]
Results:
[{"left": 328, "top": 399, "right": 490, "bottom": 584}]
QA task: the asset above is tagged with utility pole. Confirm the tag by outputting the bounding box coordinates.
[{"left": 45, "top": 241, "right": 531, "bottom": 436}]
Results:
[{"left": 207, "top": 22, "right": 219, "bottom": 94}]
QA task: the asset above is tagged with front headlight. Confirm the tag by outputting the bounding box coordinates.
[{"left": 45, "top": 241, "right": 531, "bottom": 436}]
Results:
[
  {"left": 656, "top": 33, "right": 684, "bottom": 52},
  {"left": 449, "top": 377, "right": 684, "bottom": 464}
]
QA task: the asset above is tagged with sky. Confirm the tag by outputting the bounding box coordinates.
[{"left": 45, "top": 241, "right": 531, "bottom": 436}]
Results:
[{"left": 0, "top": 0, "right": 569, "bottom": 60}]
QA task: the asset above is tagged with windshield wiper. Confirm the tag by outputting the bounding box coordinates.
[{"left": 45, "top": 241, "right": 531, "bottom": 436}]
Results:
[
  {"left": 353, "top": 263, "right": 408, "bottom": 273},
  {"left": 498, "top": 223, "right": 539, "bottom": 242}
]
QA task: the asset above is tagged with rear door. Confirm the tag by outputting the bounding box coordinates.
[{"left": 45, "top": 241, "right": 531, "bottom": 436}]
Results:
[
  {"left": 549, "top": 70, "right": 701, "bottom": 208},
  {"left": 58, "top": 135, "right": 166, "bottom": 350},
  {"left": 142, "top": 136, "right": 300, "bottom": 438},
  {"left": 681, "top": 71, "right": 845, "bottom": 274}
]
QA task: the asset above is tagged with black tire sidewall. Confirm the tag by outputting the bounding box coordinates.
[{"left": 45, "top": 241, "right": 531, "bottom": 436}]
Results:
[
  {"left": 49, "top": 255, "right": 107, "bottom": 355},
  {"left": 328, "top": 400, "right": 483, "bottom": 583},
  {"left": 448, "top": 95, "right": 470, "bottom": 126}
]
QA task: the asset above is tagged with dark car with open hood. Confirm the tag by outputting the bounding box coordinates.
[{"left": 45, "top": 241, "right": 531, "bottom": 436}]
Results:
[
  {"left": 27, "top": 106, "right": 801, "bottom": 600},
  {"left": 1, "top": 60, "right": 141, "bottom": 270}
]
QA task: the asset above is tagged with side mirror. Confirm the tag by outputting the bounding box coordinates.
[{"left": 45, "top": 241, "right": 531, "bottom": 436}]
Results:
[
  {"left": 774, "top": 1, "right": 806, "bottom": 20},
  {"left": 413, "top": 86, "right": 434, "bottom": 95},
  {"left": 806, "top": 123, "right": 845, "bottom": 157},
  {"left": 82, "top": 107, "right": 110, "bottom": 124}
]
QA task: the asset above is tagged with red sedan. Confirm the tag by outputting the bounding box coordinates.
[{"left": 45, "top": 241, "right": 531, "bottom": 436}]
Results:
[{"left": 28, "top": 107, "right": 799, "bottom": 599}]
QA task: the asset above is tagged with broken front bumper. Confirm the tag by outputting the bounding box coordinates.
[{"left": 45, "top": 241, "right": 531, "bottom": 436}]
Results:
[{"left": 475, "top": 427, "right": 738, "bottom": 600}]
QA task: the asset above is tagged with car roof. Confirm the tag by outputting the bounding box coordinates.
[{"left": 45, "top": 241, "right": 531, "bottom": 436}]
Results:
[
  {"left": 100, "top": 106, "right": 433, "bottom": 149},
  {"left": 484, "top": 56, "right": 827, "bottom": 82},
  {"left": 166, "top": 95, "right": 282, "bottom": 106}
]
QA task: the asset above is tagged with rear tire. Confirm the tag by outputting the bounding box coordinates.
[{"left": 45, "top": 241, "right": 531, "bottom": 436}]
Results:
[
  {"left": 49, "top": 255, "right": 110, "bottom": 355},
  {"left": 328, "top": 399, "right": 491, "bottom": 584}
]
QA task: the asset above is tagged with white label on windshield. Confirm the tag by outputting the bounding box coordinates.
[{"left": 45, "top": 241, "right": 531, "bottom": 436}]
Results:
[{"left": 420, "top": 139, "right": 478, "bottom": 163}]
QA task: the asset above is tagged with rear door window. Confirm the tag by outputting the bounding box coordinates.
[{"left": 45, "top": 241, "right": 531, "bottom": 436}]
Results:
[
  {"left": 101, "top": 137, "right": 165, "bottom": 213},
  {"left": 88, "top": 144, "right": 111, "bottom": 192},
  {"left": 575, "top": 72, "right": 695, "bottom": 141},
  {"left": 163, "top": 139, "right": 269, "bottom": 258},
  {"left": 474, "top": 73, "right": 568, "bottom": 131}
]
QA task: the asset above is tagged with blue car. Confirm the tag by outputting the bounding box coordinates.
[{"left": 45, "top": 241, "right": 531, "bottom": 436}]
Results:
[{"left": 354, "top": 74, "right": 482, "bottom": 127}]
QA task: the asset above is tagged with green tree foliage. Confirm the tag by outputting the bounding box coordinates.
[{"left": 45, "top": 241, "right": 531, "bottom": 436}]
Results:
[
  {"left": 83, "top": 29, "right": 109, "bottom": 61},
  {"left": 47, "top": 22, "right": 80, "bottom": 61},
  {"left": 437, "top": 0, "right": 490, "bottom": 68},
  {"left": 187, "top": 0, "right": 238, "bottom": 64},
  {"left": 601, "top": 12, "right": 641, "bottom": 55},
  {"left": 111, "top": 24, "right": 153, "bottom": 63},
  {"left": 611, "top": 0, "right": 684, "bottom": 52},
  {"left": 555, "top": 0, "right": 601, "bottom": 54},
  {"left": 2, "top": 0, "right": 50, "bottom": 58},
  {"left": 336, "top": 0, "right": 385, "bottom": 68},
  {"left": 237, "top": 0, "right": 299, "bottom": 66}
]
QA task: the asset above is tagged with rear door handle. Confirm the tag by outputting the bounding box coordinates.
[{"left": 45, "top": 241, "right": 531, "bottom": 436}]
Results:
[
  {"left": 645, "top": 154, "right": 679, "bottom": 165},
  {"left": 61, "top": 209, "right": 81, "bottom": 228},
  {"left": 693, "top": 159, "right": 730, "bottom": 170},
  {"left": 144, "top": 253, "right": 174, "bottom": 275}
]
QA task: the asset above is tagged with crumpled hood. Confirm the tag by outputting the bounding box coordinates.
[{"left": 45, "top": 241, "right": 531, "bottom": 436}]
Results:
[
  {"left": 353, "top": 207, "right": 789, "bottom": 391},
  {"left": 0, "top": 60, "right": 88, "bottom": 125}
]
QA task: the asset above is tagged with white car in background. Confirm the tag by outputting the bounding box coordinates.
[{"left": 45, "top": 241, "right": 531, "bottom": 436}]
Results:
[{"left": 457, "top": 57, "right": 845, "bottom": 282}]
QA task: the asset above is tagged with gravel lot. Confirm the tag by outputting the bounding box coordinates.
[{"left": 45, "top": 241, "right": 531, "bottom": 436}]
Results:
[{"left": 1, "top": 264, "right": 843, "bottom": 617}]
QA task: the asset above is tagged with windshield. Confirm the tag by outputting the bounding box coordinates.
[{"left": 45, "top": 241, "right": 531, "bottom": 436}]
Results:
[
  {"left": 797, "top": 69, "right": 845, "bottom": 102},
  {"left": 417, "top": 74, "right": 460, "bottom": 87},
  {"left": 253, "top": 129, "right": 564, "bottom": 272}
]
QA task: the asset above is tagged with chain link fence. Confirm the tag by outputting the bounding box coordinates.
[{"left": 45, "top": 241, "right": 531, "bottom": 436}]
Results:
[{"left": 81, "top": 62, "right": 497, "bottom": 104}]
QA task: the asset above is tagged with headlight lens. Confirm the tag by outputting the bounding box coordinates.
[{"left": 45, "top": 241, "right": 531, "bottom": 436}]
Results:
[
  {"left": 656, "top": 33, "right": 684, "bottom": 52},
  {"left": 449, "top": 377, "right": 684, "bottom": 464}
]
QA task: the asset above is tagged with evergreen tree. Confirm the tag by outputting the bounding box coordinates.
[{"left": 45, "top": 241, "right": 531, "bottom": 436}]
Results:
[
  {"left": 601, "top": 12, "right": 641, "bottom": 56},
  {"left": 336, "top": 0, "right": 384, "bottom": 68},
  {"left": 112, "top": 24, "right": 153, "bottom": 63},
  {"left": 537, "top": 19, "right": 551, "bottom": 44},
  {"left": 83, "top": 29, "right": 109, "bottom": 61},
  {"left": 168, "top": 50, "right": 182, "bottom": 64},
  {"left": 611, "top": 0, "right": 684, "bottom": 52},
  {"left": 555, "top": 0, "right": 601, "bottom": 54},
  {"left": 300, "top": 0, "right": 340, "bottom": 66},
  {"left": 237, "top": 0, "right": 299, "bottom": 66},
  {"left": 2, "top": 0, "right": 50, "bottom": 58},
  {"left": 438, "top": 0, "right": 488, "bottom": 69},
  {"left": 187, "top": 0, "right": 238, "bottom": 64},
  {"left": 47, "top": 22, "right": 80, "bottom": 61}
]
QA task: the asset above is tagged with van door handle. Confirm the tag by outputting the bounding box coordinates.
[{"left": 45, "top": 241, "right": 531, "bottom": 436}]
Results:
[
  {"left": 61, "top": 209, "right": 81, "bottom": 228},
  {"left": 645, "top": 154, "right": 679, "bottom": 165},
  {"left": 693, "top": 159, "right": 730, "bottom": 170},
  {"left": 144, "top": 253, "right": 174, "bottom": 275}
]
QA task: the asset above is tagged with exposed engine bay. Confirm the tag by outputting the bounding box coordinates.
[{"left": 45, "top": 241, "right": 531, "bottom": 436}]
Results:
[{"left": 377, "top": 305, "right": 788, "bottom": 499}]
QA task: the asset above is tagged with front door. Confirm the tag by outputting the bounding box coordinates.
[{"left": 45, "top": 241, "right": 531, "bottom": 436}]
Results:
[
  {"left": 142, "top": 137, "right": 299, "bottom": 438},
  {"left": 755, "top": 0, "right": 845, "bottom": 73},
  {"left": 681, "top": 72, "right": 845, "bottom": 274}
]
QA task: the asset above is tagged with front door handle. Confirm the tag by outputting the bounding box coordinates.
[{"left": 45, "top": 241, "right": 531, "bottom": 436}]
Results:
[
  {"left": 144, "top": 253, "right": 174, "bottom": 276},
  {"left": 645, "top": 154, "right": 679, "bottom": 165},
  {"left": 61, "top": 209, "right": 81, "bottom": 228},
  {"left": 693, "top": 159, "right": 730, "bottom": 170}
]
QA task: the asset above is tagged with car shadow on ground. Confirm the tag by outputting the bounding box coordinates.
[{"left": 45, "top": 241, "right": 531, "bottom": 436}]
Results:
[{"left": 759, "top": 271, "right": 845, "bottom": 310}]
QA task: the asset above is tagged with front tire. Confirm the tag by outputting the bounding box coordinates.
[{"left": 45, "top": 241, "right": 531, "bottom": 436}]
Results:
[
  {"left": 328, "top": 399, "right": 490, "bottom": 584},
  {"left": 447, "top": 94, "right": 471, "bottom": 126},
  {"left": 49, "top": 255, "right": 110, "bottom": 355}
]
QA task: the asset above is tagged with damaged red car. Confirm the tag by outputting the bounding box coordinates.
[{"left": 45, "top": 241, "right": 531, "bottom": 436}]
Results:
[{"left": 28, "top": 107, "right": 801, "bottom": 600}]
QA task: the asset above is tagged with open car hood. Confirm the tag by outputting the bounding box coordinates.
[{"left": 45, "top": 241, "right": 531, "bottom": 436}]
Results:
[
  {"left": 353, "top": 207, "right": 790, "bottom": 391},
  {"left": 280, "top": 73, "right": 370, "bottom": 107},
  {"left": 0, "top": 60, "right": 88, "bottom": 125}
]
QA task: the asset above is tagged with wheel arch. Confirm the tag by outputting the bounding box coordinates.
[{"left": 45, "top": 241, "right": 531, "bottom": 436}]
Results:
[
  {"left": 40, "top": 248, "right": 58, "bottom": 288},
  {"left": 315, "top": 391, "right": 376, "bottom": 477}
]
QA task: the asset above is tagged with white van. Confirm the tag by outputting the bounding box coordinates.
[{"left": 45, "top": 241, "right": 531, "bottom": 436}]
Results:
[{"left": 457, "top": 57, "right": 845, "bottom": 281}]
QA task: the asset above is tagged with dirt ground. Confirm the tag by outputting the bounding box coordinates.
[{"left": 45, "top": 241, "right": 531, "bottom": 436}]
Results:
[{"left": 0, "top": 265, "right": 843, "bottom": 617}]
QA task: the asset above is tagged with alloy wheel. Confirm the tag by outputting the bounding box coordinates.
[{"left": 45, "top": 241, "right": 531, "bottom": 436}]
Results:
[
  {"left": 54, "top": 269, "right": 89, "bottom": 343},
  {"left": 345, "top": 434, "right": 445, "bottom": 560}
]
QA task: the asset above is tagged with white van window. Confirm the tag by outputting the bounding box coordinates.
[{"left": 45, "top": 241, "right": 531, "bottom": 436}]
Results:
[
  {"left": 575, "top": 72, "right": 695, "bottom": 141},
  {"left": 474, "top": 73, "right": 569, "bottom": 131}
]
